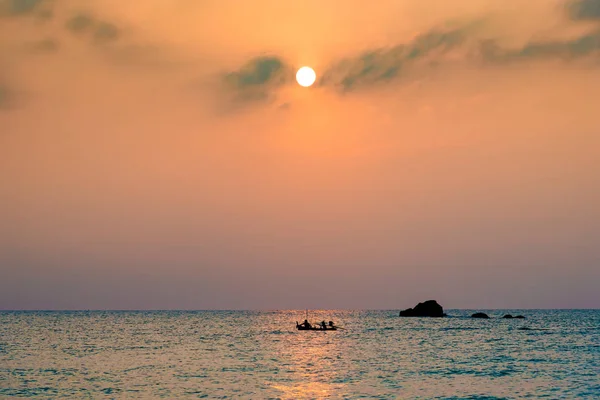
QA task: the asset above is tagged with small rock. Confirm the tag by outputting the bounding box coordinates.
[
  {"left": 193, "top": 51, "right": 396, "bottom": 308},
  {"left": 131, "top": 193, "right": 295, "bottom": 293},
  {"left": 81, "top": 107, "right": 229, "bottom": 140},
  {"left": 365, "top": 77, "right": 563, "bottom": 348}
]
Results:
[{"left": 471, "top": 312, "right": 490, "bottom": 319}]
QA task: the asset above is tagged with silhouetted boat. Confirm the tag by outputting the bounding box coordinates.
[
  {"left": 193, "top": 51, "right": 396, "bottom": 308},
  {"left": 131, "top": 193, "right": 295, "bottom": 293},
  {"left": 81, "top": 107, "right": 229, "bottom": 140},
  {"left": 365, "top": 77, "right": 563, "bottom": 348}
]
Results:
[
  {"left": 296, "top": 323, "right": 338, "bottom": 331},
  {"left": 296, "top": 310, "right": 339, "bottom": 331}
]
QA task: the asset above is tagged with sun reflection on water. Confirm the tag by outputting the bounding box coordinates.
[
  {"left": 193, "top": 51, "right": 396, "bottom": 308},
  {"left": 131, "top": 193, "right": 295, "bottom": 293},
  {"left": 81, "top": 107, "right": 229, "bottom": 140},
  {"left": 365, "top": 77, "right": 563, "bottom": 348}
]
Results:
[
  {"left": 264, "top": 311, "right": 348, "bottom": 399},
  {"left": 270, "top": 381, "right": 344, "bottom": 400}
]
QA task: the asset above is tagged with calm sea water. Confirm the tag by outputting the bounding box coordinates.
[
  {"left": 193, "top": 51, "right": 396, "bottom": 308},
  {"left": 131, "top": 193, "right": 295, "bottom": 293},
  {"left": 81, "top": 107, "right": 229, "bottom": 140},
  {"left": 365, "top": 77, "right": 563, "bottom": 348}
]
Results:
[{"left": 0, "top": 310, "right": 598, "bottom": 399}]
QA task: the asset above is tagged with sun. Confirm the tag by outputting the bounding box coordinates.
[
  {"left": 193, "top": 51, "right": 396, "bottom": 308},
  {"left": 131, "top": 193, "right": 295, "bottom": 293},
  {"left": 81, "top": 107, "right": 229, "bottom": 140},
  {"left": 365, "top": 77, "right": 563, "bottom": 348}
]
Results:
[{"left": 296, "top": 66, "right": 316, "bottom": 87}]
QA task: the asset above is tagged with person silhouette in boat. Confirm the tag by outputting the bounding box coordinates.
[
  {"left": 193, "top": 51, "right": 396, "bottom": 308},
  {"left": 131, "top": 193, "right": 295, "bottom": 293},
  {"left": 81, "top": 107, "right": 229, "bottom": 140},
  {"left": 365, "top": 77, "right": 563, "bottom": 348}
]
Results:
[
  {"left": 298, "top": 319, "right": 312, "bottom": 329},
  {"left": 321, "top": 320, "right": 327, "bottom": 330},
  {"left": 328, "top": 321, "right": 335, "bottom": 329}
]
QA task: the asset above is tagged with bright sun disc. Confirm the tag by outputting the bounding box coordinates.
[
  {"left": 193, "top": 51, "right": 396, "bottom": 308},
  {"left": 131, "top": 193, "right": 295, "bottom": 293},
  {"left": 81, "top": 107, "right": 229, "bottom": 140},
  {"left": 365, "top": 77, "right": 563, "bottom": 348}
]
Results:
[{"left": 296, "top": 66, "right": 316, "bottom": 87}]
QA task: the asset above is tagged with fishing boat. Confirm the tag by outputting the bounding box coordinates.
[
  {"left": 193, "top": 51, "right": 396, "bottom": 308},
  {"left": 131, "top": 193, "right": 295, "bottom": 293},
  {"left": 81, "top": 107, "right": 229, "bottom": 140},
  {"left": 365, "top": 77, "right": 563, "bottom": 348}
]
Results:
[
  {"left": 296, "top": 310, "right": 339, "bottom": 331},
  {"left": 296, "top": 322, "right": 338, "bottom": 331}
]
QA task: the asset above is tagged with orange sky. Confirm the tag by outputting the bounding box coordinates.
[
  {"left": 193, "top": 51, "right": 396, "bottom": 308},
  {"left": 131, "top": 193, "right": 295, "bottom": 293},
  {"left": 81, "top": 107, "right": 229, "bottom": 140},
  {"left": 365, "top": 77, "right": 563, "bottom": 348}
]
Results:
[{"left": 1, "top": 0, "right": 599, "bottom": 309}]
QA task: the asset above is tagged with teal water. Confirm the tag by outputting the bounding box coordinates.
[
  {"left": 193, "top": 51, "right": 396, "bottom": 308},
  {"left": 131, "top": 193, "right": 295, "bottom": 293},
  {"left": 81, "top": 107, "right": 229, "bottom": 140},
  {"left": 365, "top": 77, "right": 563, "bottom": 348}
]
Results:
[{"left": 0, "top": 310, "right": 598, "bottom": 399}]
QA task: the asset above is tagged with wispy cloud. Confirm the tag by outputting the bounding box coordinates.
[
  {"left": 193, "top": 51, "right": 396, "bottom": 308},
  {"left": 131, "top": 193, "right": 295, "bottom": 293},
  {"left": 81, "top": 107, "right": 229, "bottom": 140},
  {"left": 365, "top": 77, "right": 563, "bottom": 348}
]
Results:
[
  {"left": 219, "top": 27, "right": 469, "bottom": 101},
  {"left": 481, "top": 0, "right": 600, "bottom": 64},
  {"left": 480, "top": 31, "right": 600, "bottom": 63},
  {"left": 27, "top": 37, "right": 59, "bottom": 53},
  {"left": 6, "top": 0, "right": 600, "bottom": 112},
  {"left": 319, "top": 27, "right": 465, "bottom": 91},
  {"left": 219, "top": 7, "right": 600, "bottom": 104},
  {"left": 65, "top": 13, "right": 121, "bottom": 45},
  {"left": 61, "top": 13, "right": 172, "bottom": 66},
  {"left": 0, "top": 2, "right": 170, "bottom": 111},
  {"left": 568, "top": 0, "right": 600, "bottom": 20},
  {"left": 222, "top": 55, "right": 293, "bottom": 102},
  {"left": 0, "top": 0, "right": 52, "bottom": 19},
  {"left": 314, "top": 2, "right": 600, "bottom": 93},
  {"left": 64, "top": 13, "right": 93, "bottom": 33}
]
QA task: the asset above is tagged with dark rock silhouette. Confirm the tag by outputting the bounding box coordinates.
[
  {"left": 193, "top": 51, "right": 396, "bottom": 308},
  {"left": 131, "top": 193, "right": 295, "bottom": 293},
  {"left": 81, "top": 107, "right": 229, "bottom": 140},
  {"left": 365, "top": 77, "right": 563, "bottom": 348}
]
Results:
[
  {"left": 471, "top": 312, "right": 490, "bottom": 319},
  {"left": 399, "top": 300, "right": 445, "bottom": 317},
  {"left": 503, "top": 314, "right": 514, "bottom": 319},
  {"left": 514, "top": 315, "right": 525, "bottom": 319},
  {"left": 503, "top": 314, "right": 525, "bottom": 319}
]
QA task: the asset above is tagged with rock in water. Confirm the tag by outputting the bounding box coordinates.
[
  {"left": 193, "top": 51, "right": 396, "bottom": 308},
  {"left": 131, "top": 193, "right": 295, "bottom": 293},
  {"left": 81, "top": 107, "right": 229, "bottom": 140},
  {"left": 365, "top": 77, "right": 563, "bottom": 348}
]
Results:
[
  {"left": 503, "top": 314, "right": 514, "bottom": 319},
  {"left": 471, "top": 312, "right": 490, "bottom": 319},
  {"left": 399, "top": 300, "right": 445, "bottom": 317}
]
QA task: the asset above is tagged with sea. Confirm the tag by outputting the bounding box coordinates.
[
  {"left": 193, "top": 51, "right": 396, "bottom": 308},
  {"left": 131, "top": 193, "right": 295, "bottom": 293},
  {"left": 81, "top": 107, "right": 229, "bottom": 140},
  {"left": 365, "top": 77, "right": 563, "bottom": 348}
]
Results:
[{"left": 0, "top": 310, "right": 598, "bottom": 399}]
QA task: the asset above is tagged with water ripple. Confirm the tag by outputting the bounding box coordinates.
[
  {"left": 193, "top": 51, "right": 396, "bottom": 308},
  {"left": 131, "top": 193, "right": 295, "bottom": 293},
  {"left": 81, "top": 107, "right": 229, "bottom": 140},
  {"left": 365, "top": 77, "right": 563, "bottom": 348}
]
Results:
[{"left": 0, "top": 310, "right": 598, "bottom": 398}]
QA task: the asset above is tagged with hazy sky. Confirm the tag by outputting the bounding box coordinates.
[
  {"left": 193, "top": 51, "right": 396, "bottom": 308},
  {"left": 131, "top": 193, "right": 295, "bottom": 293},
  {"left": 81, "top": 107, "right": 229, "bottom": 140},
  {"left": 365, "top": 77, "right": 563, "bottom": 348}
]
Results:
[{"left": 1, "top": 0, "right": 600, "bottom": 310}]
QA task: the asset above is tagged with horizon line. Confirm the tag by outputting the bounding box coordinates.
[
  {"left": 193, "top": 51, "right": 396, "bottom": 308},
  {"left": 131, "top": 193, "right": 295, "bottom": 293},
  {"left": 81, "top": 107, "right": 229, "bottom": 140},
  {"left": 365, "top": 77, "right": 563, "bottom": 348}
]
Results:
[{"left": 1, "top": 308, "right": 599, "bottom": 312}]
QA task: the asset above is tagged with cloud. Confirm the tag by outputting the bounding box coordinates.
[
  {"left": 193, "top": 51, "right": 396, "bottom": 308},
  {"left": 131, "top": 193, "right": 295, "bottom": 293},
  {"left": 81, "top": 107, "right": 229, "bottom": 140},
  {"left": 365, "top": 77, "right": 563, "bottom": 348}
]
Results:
[
  {"left": 225, "top": 56, "right": 290, "bottom": 88},
  {"left": 568, "top": 0, "right": 600, "bottom": 20},
  {"left": 222, "top": 55, "right": 292, "bottom": 102},
  {"left": 1, "top": 0, "right": 42, "bottom": 15},
  {"left": 480, "top": 30, "right": 600, "bottom": 63},
  {"left": 315, "top": 8, "right": 600, "bottom": 93},
  {"left": 0, "top": 0, "right": 52, "bottom": 19},
  {"left": 319, "top": 27, "right": 465, "bottom": 91},
  {"left": 61, "top": 12, "right": 174, "bottom": 67},
  {"left": 65, "top": 13, "right": 94, "bottom": 33},
  {"left": 218, "top": 27, "right": 468, "bottom": 100},
  {"left": 3, "top": 3, "right": 172, "bottom": 74},
  {"left": 478, "top": 1, "right": 600, "bottom": 64},
  {"left": 219, "top": 12, "right": 600, "bottom": 103},
  {"left": 93, "top": 22, "right": 119, "bottom": 44},
  {"left": 27, "top": 37, "right": 59, "bottom": 53},
  {"left": 65, "top": 13, "right": 121, "bottom": 45}
]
